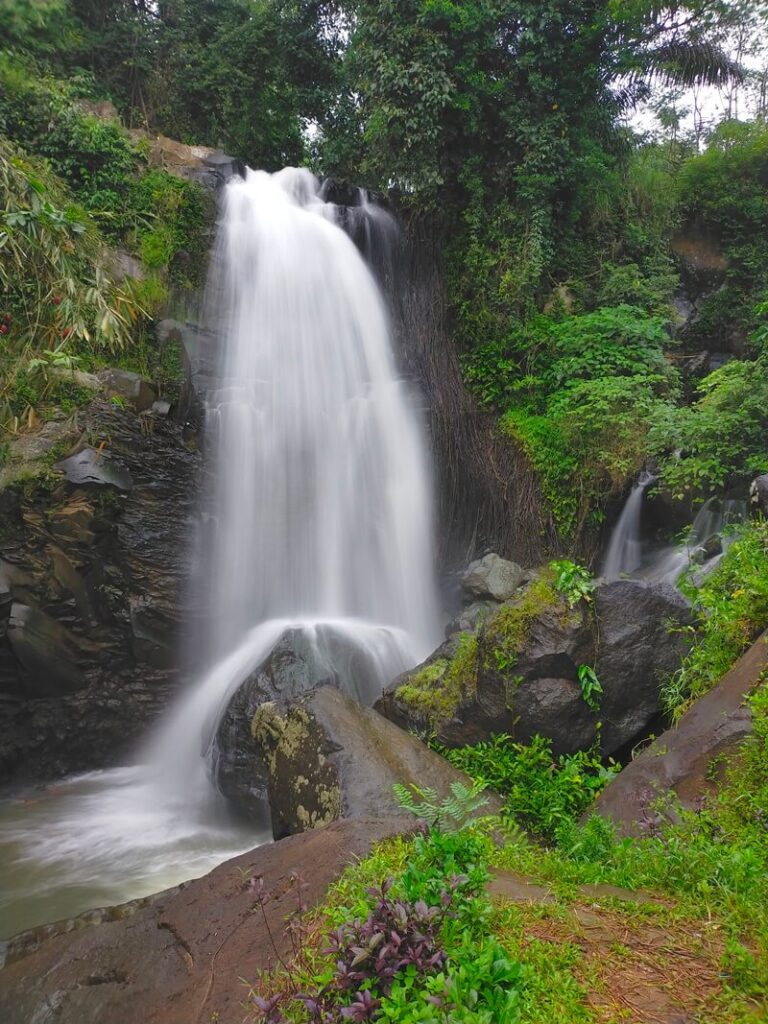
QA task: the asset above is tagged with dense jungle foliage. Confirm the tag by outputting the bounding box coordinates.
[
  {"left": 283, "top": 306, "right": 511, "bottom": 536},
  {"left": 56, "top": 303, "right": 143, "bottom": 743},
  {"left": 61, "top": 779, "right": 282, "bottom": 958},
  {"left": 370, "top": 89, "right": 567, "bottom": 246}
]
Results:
[
  {"left": 2, "top": 3, "right": 768, "bottom": 1021},
  {"left": 2, "top": 0, "right": 768, "bottom": 540}
]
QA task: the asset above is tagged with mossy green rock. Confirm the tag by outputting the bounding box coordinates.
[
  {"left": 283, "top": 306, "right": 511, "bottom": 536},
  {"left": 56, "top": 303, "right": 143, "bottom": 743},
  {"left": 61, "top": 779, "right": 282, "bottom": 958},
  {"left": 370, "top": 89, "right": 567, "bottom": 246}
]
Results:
[
  {"left": 242, "top": 685, "right": 492, "bottom": 840},
  {"left": 377, "top": 576, "right": 694, "bottom": 757}
]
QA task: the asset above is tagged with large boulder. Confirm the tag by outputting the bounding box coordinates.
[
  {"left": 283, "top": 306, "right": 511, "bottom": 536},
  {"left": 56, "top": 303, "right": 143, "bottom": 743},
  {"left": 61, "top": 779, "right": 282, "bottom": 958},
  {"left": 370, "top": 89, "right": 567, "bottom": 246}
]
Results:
[
  {"left": 377, "top": 576, "right": 693, "bottom": 757},
  {"left": 0, "top": 819, "right": 412, "bottom": 1024},
  {"left": 593, "top": 630, "right": 768, "bottom": 836},
  {"left": 593, "top": 580, "right": 694, "bottom": 752},
  {"left": 214, "top": 626, "right": 390, "bottom": 820},
  {"left": 250, "top": 685, "right": 492, "bottom": 839},
  {"left": 461, "top": 553, "right": 525, "bottom": 602},
  {"left": 214, "top": 626, "right": 492, "bottom": 837}
]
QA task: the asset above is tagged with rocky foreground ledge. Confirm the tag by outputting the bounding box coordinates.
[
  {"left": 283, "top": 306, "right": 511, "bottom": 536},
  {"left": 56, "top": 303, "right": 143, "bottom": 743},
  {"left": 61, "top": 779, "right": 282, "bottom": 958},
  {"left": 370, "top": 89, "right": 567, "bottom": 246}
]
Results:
[{"left": 0, "top": 818, "right": 412, "bottom": 1024}]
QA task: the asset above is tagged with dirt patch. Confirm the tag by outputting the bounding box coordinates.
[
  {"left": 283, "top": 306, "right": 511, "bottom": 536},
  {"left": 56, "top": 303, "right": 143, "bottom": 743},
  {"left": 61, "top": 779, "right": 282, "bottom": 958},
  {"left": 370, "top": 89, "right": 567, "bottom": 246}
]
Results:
[{"left": 518, "top": 900, "right": 726, "bottom": 1024}]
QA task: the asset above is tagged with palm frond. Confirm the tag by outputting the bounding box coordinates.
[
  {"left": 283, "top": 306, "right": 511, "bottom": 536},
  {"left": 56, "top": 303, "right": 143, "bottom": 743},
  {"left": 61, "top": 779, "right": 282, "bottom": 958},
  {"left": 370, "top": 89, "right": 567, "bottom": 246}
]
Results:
[{"left": 642, "top": 39, "right": 745, "bottom": 89}]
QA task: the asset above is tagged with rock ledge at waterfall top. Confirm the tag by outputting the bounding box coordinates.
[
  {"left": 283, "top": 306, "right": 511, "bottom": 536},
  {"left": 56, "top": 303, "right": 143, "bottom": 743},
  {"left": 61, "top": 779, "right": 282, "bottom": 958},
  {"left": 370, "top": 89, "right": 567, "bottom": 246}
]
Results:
[{"left": 377, "top": 572, "right": 694, "bottom": 757}]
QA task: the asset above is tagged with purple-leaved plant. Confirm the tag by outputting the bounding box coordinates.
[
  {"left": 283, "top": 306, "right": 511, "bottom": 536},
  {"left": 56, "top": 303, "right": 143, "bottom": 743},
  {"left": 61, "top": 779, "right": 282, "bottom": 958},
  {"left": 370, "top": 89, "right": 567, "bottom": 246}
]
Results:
[{"left": 250, "top": 874, "right": 457, "bottom": 1023}]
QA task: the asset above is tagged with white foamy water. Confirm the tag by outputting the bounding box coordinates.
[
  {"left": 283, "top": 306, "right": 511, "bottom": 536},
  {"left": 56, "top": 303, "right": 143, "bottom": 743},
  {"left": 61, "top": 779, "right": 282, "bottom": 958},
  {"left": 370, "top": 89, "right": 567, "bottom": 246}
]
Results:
[
  {"left": 0, "top": 168, "right": 440, "bottom": 940},
  {"left": 601, "top": 471, "right": 656, "bottom": 580}
]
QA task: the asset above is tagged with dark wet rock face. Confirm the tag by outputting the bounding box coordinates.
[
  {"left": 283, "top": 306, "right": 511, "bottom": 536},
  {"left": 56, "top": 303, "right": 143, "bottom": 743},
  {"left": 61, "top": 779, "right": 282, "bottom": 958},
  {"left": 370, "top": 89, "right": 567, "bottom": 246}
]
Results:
[
  {"left": 593, "top": 581, "right": 694, "bottom": 753},
  {"left": 0, "top": 400, "right": 199, "bottom": 784},
  {"left": 377, "top": 577, "right": 694, "bottom": 758}
]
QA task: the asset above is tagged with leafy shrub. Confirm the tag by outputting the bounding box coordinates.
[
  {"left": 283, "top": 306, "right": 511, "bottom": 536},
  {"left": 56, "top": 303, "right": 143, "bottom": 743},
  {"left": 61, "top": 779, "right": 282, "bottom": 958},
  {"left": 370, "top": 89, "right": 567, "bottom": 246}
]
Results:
[
  {"left": 129, "top": 170, "right": 210, "bottom": 286},
  {"left": 595, "top": 257, "right": 678, "bottom": 315},
  {"left": 441, "top": 734, "right": 618, "bottom": 841},
  {"left": 538, "top": 305, "right": 673, "bottom": 391},
  {"left": 677, "top": 119, "right": 768, "bottom": 344},
  {"left": 0, "top": 53, "right": 140, "bottom": 235},
  {"left": 466, "top": 305, "right": 677, "bottom": 537},
  {"left": 650, "top": 352, "right": 768, "bottom": 498},
  {"left": 550, "top": 560, "right": 595, "bottom": 608},
  {"left": 248, "top": 826, "right": 520, "bottom": 1024},
  {"left": 393, "top": 781, "right": 489, "bottom": 834},
  {"left": 0, "top": 143, "right": 142, "bottom": 413}
]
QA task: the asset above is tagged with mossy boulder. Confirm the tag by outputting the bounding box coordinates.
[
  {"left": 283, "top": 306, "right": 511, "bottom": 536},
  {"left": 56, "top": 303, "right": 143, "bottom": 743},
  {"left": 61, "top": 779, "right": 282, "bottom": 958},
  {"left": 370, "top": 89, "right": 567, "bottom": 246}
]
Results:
[
  {"left": 214, "top": 626, "right": 368, "bottom": 822},
  {"left": 216, "top": 641, "right": 491, "bottom": 840},
  {"left": 377, "top": 576, "right": 694, "bottom": 757}
]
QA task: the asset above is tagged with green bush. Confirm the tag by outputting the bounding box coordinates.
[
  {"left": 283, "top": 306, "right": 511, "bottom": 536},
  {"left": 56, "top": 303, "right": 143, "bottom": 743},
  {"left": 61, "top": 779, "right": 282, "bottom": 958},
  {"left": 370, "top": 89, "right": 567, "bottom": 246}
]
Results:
[
  {"left": 650, "top": 353, "right": 768, "bottom": 498},
  {"left": 130, "top": 170, "right": 210, "bottom": 286},
  {"left": 0, "top": 141, "right": 143, "bottom": 427},
  {"left": 677, "top": 120, "right": 768, "bottom": 345},
  {"left": 441, "top": 734, "right": 618, "bottom": 841}
]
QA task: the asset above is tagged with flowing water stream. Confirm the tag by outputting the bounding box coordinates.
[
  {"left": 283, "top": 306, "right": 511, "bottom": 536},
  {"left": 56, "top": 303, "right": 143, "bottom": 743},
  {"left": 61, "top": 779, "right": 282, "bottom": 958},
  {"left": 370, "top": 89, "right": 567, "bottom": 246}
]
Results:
[
  {"left": 603, "top": 476, "right": 747, "bottom": 587},
  {"left": 0, "top": 169, "right": 440, "bottom": 940}
]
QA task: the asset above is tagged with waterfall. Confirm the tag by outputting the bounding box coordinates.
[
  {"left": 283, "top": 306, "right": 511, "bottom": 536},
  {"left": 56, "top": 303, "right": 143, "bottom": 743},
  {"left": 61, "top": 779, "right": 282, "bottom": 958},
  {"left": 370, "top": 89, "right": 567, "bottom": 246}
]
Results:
[
  {"left": 0, "top": 168, "right": 441, "bottom": 939},
  {"left": 643, "top": 496, "right": 747, "bottom": 586},
  {"left": 201, "top": 167, "right": 439, "bottom": 660},
  {"left": 601, "top": 471, "right": 655, "bottom": 580}
]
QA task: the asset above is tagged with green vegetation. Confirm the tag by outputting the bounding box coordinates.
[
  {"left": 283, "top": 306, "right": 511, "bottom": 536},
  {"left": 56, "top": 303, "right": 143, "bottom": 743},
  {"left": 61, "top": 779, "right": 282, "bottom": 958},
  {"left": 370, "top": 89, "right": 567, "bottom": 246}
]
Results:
[
  {"left": 441, "top": 734, "right": 617, "bottom": 841},
  {"left": 550, "top": 560, "right": 595, "bottom": 609},
  {"left": 650, "top": 347, "right": 768, "bottom": 498},
  {"left": 396, "top": 633, "right": 479, "bottom": 735},
  {"left": 247, "top": 685, "right": 768, "bottom": 1021},
  {"left": 662, "top": 518, "right": 768, "bottom": 719},
  {"left": 0, "top": 45, "right": 208, "bottom": 438},
  {"left": 481, "top": 574, "right": 564, "bottom": 675},
  {"left": 4, "top": 0, "right": 768, "bottom": 543}
]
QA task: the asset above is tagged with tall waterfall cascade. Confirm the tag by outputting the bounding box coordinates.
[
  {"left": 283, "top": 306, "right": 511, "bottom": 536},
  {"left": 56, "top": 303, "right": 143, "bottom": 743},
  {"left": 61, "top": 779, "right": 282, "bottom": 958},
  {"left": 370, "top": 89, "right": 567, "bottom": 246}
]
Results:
[
  {"left": 0, "top": 168, "right": 441, "bottom": 939},
  {"left": 203, "top": 167, "right": 439, "bottom": 660}
]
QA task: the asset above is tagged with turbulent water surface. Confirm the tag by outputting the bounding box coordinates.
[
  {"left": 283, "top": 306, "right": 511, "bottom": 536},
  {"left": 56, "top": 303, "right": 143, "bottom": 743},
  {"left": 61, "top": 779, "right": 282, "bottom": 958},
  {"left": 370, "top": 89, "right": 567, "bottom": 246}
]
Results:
[{"left": 0, "top": 168, "right": 440, "bottom": 940}]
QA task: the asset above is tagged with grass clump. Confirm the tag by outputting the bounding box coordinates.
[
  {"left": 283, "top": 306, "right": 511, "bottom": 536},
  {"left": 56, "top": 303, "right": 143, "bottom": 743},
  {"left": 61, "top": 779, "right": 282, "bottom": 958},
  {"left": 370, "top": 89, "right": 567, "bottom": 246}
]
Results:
[
  {"left": 662, "top": 518, "right": 768, "bottom": 720},
  {"left": 481, "top": 575, "right": 563, "bottom": 676}
]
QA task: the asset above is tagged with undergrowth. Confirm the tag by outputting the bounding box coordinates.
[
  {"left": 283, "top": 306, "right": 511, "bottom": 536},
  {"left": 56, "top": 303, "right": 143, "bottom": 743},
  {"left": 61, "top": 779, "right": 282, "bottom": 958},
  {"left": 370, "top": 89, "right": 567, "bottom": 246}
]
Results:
[
  {"left": 246, "top": 684, "right": 768, "bottom": 1022},
  {"left": 662, "top": 518, "right": 768, "bottom": 719},
  {"left": 439, "top": 734, "right": 618, "bottom": 841}
]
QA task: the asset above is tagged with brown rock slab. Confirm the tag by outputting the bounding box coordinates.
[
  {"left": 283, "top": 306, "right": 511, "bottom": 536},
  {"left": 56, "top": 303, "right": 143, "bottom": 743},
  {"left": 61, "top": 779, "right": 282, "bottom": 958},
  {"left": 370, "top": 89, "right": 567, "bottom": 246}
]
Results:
[
  {"left": 251, "top": 684, "right": 501, "bottom": 839},
  {"left": 0, "top": 818, "right": 412, "bottom": 1024},
  {"left": 592, "top": 631, "right": 768, "bottom": 835},
  {"left": 486, "top": 868, "right": 554, "bottom": 904}
]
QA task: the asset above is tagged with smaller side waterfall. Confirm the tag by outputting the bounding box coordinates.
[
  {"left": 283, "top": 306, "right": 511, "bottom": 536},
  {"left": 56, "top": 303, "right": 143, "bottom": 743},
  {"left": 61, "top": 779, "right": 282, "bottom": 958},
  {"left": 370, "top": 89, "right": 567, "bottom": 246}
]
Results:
[
  {"left": 643, "top": 496, "right": 747, "bottom": 586},
  {"left": 601, "top": 471, "right": 656, "bottom": 580}
]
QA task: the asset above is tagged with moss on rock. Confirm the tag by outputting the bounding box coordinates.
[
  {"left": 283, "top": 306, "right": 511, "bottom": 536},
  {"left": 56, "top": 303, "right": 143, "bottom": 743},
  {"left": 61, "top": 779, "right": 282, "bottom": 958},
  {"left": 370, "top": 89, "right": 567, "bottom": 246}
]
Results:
[
  {"left": 397, "top": 633, "right": 479, "bottom": 735},
  {"left": 481, "top": 574, "right": 564, "bottom": 673}
]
